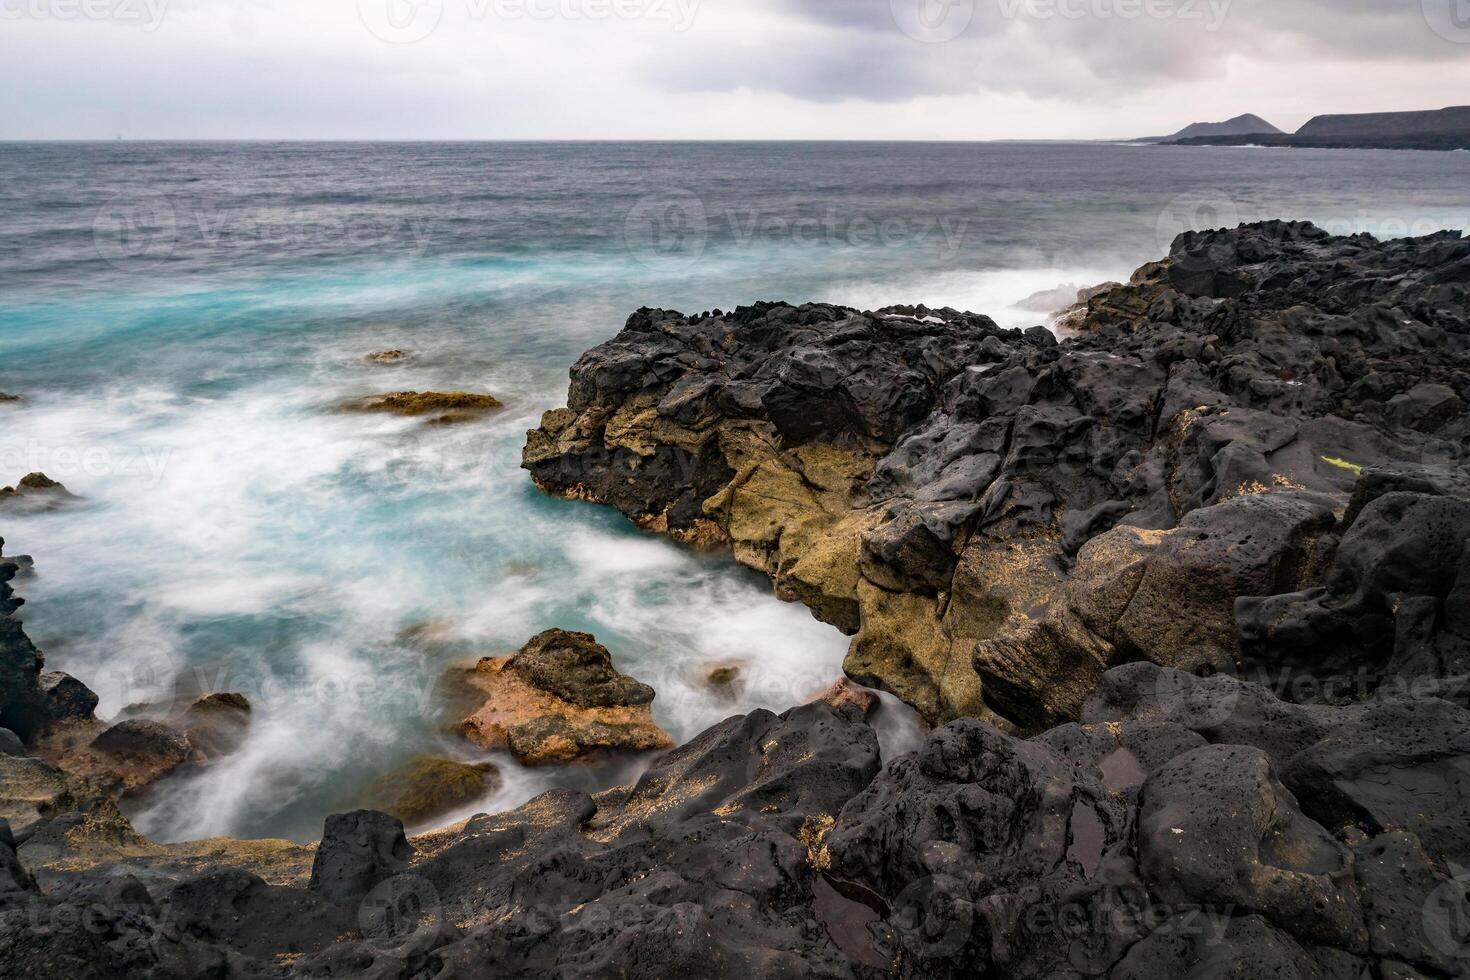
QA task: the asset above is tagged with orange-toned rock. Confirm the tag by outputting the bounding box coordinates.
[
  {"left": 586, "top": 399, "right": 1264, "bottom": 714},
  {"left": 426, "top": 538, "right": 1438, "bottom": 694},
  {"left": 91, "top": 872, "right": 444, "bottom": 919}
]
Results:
[
  {"left": 813, "top": 678, "right": 878, "bottom": 717},
  {"left": 450, "top": 629, "right": 672, "bottom": 766},
  {"left": 342, "top": 390, "right": 502, "bottom": 424}
]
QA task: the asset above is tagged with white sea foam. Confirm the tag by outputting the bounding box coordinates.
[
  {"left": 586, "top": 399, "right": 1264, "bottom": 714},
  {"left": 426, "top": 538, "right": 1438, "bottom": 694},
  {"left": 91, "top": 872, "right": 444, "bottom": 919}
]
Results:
[
  {"left": 8, "top": 366, "right": 863, "bottom": 841},
  {"left": 815, "top": 263, "right": 1135, "bottom": 331}
]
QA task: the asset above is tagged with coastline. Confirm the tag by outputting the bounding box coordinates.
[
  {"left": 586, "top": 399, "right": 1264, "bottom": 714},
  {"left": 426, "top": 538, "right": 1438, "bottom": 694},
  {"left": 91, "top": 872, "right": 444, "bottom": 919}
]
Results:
[{"left": 3, "top": 219, "right": 1469, "bottom": 977}]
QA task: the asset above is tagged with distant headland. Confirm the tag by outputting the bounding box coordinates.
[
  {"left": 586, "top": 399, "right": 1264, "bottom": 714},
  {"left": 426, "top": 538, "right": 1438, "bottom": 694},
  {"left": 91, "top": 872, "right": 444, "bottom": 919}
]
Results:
[{"left": 1140, "top": 105, "right": 1470, "bottom": 151}]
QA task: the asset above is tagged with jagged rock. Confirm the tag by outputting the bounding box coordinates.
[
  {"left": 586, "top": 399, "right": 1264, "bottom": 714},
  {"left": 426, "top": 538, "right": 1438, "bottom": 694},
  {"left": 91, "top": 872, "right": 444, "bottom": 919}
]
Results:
[
  {"left": 1, "top": 541, "right": 100, "bottom": 743},
  {"left": 976, "top": 490, "right": 1340, "bottom": 729},
  {"left": 1138, "top": 743, "right": 1366, "bottom": 951},
  {"left": 361, "top": 756, "right": 499, "bottom": 826},
  {"left": 405, "top": 699, "right": 881, "bottom": 978},
  {"left": 1239, "top": 489, "right": 1470, "bottom": 682},
  {"left": 16, "top": 797, "right": 154, "bottom": 866},
  {"left": 450, "top": 629, "right": 673, "bottom": 765},
  {"left": 365, "top": 349, "right": 410, "bottom": 363},
  {"left": 308, "top": 809, "right": 412, "bottom": 909}
]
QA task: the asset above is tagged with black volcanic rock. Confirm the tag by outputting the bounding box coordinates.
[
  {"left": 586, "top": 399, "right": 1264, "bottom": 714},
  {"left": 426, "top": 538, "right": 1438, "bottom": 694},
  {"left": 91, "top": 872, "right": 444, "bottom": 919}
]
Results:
[
  {"left": 1, "top": 539, "right": 100, "bottom": 743},
  {"left": 525, "top": 221, "right": 1470, "bottom": 730},
  {"left": 308, "top": 809, "right": 413, "bottom": 909}
]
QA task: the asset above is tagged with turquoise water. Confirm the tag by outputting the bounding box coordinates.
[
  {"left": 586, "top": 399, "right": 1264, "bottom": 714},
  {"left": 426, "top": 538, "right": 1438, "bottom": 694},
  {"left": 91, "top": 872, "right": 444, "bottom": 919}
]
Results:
[{"left": 2, "top": 141, "right": 1467, "bottom": 841}]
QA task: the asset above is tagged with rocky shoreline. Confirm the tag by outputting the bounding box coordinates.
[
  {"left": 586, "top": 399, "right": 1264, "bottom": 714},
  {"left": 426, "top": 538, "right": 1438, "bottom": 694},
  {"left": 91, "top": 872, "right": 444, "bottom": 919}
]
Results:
[{"left": 3, "top": 220, "right": 1470, "bottom": 978}]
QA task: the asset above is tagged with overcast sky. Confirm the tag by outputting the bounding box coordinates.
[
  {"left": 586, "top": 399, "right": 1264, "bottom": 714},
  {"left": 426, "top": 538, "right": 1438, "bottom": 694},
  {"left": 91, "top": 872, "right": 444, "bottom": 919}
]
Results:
[{"left": 3, "top": 0, "right": 1468, "bottom": 139}]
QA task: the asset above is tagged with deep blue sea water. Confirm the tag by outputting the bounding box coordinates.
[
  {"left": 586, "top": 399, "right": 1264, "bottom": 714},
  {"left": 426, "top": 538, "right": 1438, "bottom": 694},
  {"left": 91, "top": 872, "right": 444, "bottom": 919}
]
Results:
[{"left": 1, "top": 141, "right": 1467, "bottom": 842}]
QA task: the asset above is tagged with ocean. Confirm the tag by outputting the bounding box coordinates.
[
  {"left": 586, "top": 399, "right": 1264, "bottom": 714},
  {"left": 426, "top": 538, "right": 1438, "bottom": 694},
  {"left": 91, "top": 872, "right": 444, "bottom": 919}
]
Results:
[{"left": 1, "top": 140, "right": 1467, "bottom": 842}]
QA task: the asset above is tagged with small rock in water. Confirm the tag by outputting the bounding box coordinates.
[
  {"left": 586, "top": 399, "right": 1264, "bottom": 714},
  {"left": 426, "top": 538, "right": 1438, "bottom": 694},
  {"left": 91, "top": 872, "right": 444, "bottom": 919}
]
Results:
[
  {"left": 703, "top": 662, "right": 744, "bottom": 700},
  {"left": 343, "top": 390, "right": 503, "bottom": 424},
  {"left": 365, "top": 349, "right": 411, "bottom": 363},
  {"left": 449, "top": 628, "right": 673, "bottom": 766},
  {"left": 813, "top": 678, "right": 878, "bottom": 717},
  {"left": 182, "top": 692, "right": 252, "bottom": 757},
  {"left": 0, "top": 393, "right": 21, "bottom": 403},
  {"left": 0, "top": 472, "right": 79, "bottom": 514},
  {"left": 361, "top": 756, "right": 500, "bottom": 826},
  {"left": 396, "top": 620, "right": 459, "bottom": 650}
]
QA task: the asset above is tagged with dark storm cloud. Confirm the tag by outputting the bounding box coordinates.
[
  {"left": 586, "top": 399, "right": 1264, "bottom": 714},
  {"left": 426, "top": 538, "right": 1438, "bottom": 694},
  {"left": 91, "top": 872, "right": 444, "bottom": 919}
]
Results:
[{"left": 683, "top": 0, "right": 1466, "bottom": 104}]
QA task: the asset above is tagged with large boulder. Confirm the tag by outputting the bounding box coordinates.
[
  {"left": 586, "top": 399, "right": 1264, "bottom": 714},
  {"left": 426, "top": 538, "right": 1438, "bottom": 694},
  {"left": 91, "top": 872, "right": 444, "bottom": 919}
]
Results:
[{"left": 308, "top": 809, "right": 413, "bottom": 909}]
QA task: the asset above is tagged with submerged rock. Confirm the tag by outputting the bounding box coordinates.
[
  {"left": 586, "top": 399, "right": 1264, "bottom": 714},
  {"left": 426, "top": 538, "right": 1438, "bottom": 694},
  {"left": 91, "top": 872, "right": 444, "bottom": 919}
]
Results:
[
  {"left": 365, "top": 349, "right": 411, "bottom": 363},
  {"left": 449, "top": 629, "right": 673, "bottom": 765},
  {"left": 361, "top": 756, "right": 499, "bottom": 826},
  {"left": 0, "top": 473, "right": 78, "bottom": 515},
  {"left": 344, "top": 389, "right": 503, "bottom": 424},
  {"left": 180, "top": 692, "right": 251, "bottom": 758}
]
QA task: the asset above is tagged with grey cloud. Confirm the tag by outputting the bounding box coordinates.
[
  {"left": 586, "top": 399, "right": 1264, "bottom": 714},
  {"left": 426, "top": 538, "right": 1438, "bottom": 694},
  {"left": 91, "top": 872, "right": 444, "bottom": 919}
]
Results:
[{"left": 719, "top": 0, "right": 1467, "bottom": 104}]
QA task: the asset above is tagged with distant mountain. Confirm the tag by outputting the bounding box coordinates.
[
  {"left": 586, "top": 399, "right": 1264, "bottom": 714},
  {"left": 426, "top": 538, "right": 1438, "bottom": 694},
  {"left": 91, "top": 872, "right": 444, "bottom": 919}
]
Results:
[
  {"left": 1132, "top": 113, "right": 1283, "bottom": 144},
  {"left": 1167, "top": 105, "right": 1470, "bottom": 151},
  {"left": 1296, "top": 105, "right": 1470, "bottom": 139}
]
